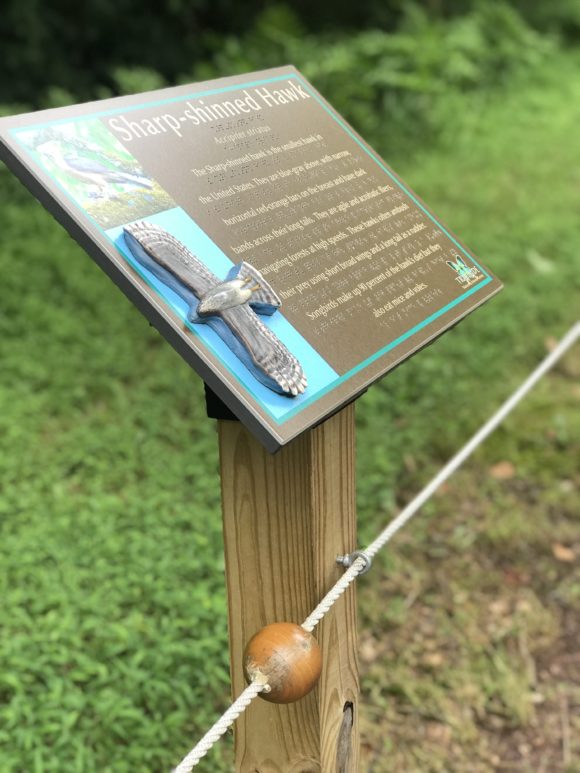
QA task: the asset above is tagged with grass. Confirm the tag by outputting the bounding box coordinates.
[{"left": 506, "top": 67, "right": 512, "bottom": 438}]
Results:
[
  {"left": 358, "top": 349, "right": 580, "bottom": 770},
  {"left": 1, "top": 52, "right": 579, "bottom": 771}
]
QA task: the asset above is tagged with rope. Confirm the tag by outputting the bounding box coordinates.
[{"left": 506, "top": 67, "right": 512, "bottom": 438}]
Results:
[
  {"left": 172, "top": 678, "right": 269, "bottom": 772},
  {"left": 302, "top": 320, "right": 580, "bottom": 631},
  {"left": 174, "top": 321, "right": 580, "bottom": 768}
]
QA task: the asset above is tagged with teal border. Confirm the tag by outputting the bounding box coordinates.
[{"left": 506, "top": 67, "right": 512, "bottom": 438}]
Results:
[{"left": 11, "top": 73, "right": 492, "bottom": 425}]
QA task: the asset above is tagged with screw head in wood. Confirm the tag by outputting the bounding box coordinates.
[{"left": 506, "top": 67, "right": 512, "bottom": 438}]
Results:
[{"left": 243, "top": 622, "right": 322, "bottom": 704}]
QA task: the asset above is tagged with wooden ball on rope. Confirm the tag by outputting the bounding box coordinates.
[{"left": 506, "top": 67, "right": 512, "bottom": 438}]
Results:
[{"left": 243, "top": 622, "right": 322, "bottom": 704}]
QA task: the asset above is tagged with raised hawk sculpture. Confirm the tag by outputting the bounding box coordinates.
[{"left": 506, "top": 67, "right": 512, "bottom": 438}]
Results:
[{"left": 123, "top": 221, "right": 307, "bottom": 397}]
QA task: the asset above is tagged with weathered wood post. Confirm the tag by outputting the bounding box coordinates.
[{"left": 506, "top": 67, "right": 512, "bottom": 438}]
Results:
[{"left": 215, "top": 398, "right": 359, "bottom": 771}]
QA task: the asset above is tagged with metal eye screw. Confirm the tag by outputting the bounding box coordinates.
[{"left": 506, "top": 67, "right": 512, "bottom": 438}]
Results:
[{"left": 336, "top": 550, "right": 373, "bottom": 575}]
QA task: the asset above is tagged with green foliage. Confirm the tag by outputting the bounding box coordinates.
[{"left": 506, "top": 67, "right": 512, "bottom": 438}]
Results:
[
  {"left": 510, "top": 0, "right": 580, "bottom": 37},
  {"left": 0, "top": 3, "right": 562, "bottom": 169},
  {"left": 0, "top": 0, "right": 571, "bottom": 110},
  {"left": 1, "top": 0, "right": 232, "bottom": 107},
  {"left": 190, "top": 4, "right": 554, "bottom": 156},
  {"left": 357, "top": 52, "right": 580, "bottom": 517},
  {"left": 111, "top": 67, "right": 168, "bottom": 97},
  {"left": 0, "top": 188, "right": 233, "bottom": 770}
]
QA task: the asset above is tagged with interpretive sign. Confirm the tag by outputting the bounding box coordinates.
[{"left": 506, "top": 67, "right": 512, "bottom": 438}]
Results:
[{"left": 0, "top": 66, "right": 501, "bottom": 451}]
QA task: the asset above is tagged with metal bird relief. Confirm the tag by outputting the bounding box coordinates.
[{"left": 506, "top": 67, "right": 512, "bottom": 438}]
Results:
[{"left": 123, "top": 221, "right": 307, "bottom": 397}]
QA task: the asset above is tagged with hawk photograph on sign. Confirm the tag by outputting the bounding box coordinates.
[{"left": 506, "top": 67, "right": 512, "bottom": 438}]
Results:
[{"left": 0, "top": 66, "right": 502, "bottom": 451}]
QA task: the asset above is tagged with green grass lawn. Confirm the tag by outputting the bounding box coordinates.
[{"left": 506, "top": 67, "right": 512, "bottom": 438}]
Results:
[{"left": 1, "top": 53, "right": 579, "bottom": 771}]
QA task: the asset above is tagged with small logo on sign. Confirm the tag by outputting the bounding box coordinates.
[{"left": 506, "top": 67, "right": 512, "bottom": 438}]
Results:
[{"left": 446, "top": 255, "right": 482, "bottom": 287}]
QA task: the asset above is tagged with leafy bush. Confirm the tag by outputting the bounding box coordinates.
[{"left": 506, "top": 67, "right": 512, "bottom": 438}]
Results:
[
  {"left": 0, "top": 0, "right": 562, "bottom": 113},
  {"left": 191, "top": 4, "right": 553, "bottom": 155},
  {"left": 2, "top": 3, "right": 555, "bottom": 161}
]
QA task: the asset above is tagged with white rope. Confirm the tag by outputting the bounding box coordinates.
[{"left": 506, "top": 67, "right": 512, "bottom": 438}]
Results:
[
  {"left": 174, "top": 321, "right": 580, "bottom": 767},
  {"left": 172, "top": 677, "right": 269, "bottom": 772},
  {"left": 302, "top": 321, "right": 580, "bottom": 632}
]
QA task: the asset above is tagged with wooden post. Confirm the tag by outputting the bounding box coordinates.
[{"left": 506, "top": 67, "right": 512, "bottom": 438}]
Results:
[{"left": 218, "top": 404, "right": 359, "bottom": 772}]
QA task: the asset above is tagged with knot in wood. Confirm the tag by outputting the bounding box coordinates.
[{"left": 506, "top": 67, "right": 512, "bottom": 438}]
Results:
[{"left": 243, "top": 622, "right": 322, "bottom": 704}]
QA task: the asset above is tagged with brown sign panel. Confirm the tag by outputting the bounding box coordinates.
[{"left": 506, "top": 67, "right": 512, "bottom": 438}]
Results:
[{"left": 0, "top": 66, "right": 501, "bottom": 451}]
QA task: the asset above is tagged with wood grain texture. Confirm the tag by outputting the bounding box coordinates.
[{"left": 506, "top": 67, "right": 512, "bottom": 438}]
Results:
[{"left": 218, "top": 405, "right": 359, "bottom": 772}]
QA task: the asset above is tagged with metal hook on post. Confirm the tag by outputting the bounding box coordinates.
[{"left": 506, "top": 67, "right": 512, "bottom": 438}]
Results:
[{"left": 336, "top": 550, "right": 373, "bottom": 575}]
